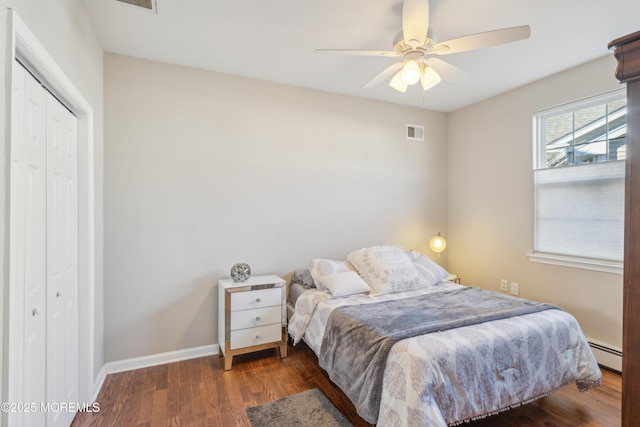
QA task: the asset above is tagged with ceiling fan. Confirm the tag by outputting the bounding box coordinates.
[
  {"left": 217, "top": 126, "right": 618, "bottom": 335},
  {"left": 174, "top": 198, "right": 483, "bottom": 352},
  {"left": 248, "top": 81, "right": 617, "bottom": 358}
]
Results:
[{"left": 317, "top": 0, "right": 530, "bottom": 94}]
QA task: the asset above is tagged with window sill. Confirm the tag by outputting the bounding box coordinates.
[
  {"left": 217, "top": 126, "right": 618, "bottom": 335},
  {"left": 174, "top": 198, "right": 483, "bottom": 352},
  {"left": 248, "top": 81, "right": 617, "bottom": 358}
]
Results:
[{"left": 526, "top": 253, "right": 623, "bottom": 275}]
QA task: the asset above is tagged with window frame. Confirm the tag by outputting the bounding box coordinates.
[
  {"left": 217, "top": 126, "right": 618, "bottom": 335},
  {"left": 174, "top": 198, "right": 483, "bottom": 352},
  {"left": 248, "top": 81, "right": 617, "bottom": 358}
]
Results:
[
  {"left": 528, "top": 88, "right": 626, "bottom": 274},
  {"left": 533, "top": 89, "right": 626, "bottom": 170}
]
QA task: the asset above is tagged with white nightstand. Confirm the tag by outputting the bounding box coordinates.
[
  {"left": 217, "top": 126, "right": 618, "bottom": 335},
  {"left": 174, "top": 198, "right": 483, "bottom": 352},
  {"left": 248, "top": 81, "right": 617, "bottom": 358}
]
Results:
[
  {"left": 446, "top": 274, "right": 461, "bottom": 284},
  {"left": 218, "top": 274, "right": 288, "bottom": 370}
]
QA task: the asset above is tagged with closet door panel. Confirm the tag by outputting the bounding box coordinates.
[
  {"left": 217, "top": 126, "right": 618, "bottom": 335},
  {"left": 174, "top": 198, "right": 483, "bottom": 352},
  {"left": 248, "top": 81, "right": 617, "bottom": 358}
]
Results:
[
  {"left": 24, "top": 67, "right": 48, "bottom": 427},
  {"left": 24, "top": 165, "right": 46, "bottom": 427},
  {"left": 46, "top": 93, "right": 79, "bottom": 427},
  {"left": 12, "top": 62, "right": 48, "bottom": 427}
]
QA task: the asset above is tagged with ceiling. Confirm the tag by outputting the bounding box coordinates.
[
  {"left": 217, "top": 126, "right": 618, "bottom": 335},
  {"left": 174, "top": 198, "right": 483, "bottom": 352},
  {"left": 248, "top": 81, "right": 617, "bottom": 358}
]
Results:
[{"left": 83, "top": 0, "right": 640, "bottom": 112}]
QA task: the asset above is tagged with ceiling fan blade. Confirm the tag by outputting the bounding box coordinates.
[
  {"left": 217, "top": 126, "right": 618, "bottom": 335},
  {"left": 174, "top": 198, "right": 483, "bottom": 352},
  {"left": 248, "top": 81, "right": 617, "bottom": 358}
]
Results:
[
  {"left": 403, "top": 0, "right": 430, "bottom": 48},
  {"left": 364, "top": 62, "right": 404, "bottom": 88},
  {"left": 422, "top": 58, "right": 469, "bottom": 83},
  {"left": 315, "top": 49, "right": 400, "bottom": 58},
  {"left": 433, "top": 25, "right": 530, "bottom": 55}
]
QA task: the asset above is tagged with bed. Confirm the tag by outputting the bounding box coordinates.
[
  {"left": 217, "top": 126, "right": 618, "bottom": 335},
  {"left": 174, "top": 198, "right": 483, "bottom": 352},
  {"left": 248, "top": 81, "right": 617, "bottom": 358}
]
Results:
[{"left": 287, "top": 245, "right": 602, "bottom": 427}]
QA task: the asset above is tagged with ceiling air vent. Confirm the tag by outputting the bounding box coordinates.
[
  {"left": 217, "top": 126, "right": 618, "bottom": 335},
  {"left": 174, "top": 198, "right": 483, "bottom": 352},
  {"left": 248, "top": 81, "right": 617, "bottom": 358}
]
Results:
[
  {"left": 115, "top": 0, "right": 157, "bottom": 13},
  {"left": 406, "top": 124, "right": 424, "bottom": 141}
]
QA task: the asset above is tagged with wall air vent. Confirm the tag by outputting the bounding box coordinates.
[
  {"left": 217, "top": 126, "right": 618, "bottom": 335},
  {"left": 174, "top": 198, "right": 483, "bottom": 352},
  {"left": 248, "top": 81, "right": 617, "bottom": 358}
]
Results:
[
  {"left": 406, "top": 124, "right": 424, "bottom": 141},
  {"left": 114, "top": 0, "right": 157, "bottom": 13}
]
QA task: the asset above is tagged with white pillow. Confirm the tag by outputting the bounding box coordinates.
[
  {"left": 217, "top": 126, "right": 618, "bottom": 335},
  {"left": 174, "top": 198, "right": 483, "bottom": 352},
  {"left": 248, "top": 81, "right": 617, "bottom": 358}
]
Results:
[
  {"left": 319, "top": 271, "right": 371, "bottom": 297},
  {"left": 309, "top": 259, "right": 355, "bottom": 292},
  {"left": 347, "top": 245, "right": 428, "bottom": 296},
  {"left": 406, "top": 249, "right": 450, "bottom": 285}
]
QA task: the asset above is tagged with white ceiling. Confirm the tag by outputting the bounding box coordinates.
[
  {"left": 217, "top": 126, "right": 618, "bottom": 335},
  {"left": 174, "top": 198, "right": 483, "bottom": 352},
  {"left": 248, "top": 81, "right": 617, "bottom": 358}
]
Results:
[{"left": 83, "top": 0, "right": 640, "bottom": 112}]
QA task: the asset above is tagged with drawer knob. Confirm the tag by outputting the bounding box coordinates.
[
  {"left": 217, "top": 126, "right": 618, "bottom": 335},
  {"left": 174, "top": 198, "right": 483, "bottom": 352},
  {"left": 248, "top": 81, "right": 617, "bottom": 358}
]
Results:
[
  {"left": 32, "top": 307, "right": 40, "bottom": 317},
  {"left": 255, "top": 335, "right": 260, "bottom": 340},
  {"left": 256, "top": 298, "right": 261, "bottom": 303},
  {"left": 256, "top": 316, "right": 261, "bottom": 322}
]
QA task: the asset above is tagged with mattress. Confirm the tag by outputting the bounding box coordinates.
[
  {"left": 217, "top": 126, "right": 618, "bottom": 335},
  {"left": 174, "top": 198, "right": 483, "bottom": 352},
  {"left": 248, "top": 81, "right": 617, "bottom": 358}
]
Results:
[{"left": 288, "top": 281, "right": 309, "bottom": 306}]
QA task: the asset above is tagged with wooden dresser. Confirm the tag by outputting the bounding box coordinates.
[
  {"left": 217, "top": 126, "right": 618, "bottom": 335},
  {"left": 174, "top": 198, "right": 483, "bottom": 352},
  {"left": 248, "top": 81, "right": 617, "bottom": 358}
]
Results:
[{"left": 609, "top": 30, "right": 640, "bottom": 427}]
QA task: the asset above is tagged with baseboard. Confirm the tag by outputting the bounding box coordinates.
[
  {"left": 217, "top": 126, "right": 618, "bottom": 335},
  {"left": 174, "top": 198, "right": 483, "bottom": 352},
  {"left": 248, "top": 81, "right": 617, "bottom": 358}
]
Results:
[
  {"left": 587, "top": 338, "right": 622, "bottom": 372},
  {"left": 92, "top": 367, "right": 108, "bottom": 402},
  {"left": 102, "top": 344, "right": 220, "bottom": 375}
]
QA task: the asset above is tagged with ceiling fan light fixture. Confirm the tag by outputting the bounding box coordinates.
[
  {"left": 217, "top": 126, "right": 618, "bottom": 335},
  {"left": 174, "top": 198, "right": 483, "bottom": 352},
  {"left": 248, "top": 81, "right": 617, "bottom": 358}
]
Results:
[
  {"left": 316, "top": 0, "right": 530, "bottom": 96},
  {"left": 420, "top": 66, "right": 442, "bottom": 91},
  {"left": 390, "top": 70, "right": 409, "bottom": 92},
  {"left": 401, "top": 60, "right": 421, "bottom": 85}
]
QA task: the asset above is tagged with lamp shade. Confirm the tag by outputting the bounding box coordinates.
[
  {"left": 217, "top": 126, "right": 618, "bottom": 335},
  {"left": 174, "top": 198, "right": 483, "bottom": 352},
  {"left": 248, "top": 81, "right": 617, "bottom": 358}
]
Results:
[
  {"left": 421, "top": 66, "right": 442, "bottom": 91},
  {"left": 429, "top": 232, "right": 447, "bottom": 253},
  {"left": 389, "top": 70, "right": 409, "bottom": 93},
  {"left": 401, "top": 60, "right": 421, "bottom": 85}
]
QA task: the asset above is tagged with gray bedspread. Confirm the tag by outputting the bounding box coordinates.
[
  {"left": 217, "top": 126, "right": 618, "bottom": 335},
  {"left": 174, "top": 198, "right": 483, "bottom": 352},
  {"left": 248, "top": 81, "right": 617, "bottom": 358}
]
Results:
[{"left": 318, "top": 286, "right": 561, "bottom": 423}]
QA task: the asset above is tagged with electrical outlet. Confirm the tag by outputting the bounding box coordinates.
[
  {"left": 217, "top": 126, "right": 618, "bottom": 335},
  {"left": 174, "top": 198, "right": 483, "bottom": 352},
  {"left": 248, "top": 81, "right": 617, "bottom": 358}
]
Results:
[
  {"left": 500, "top": 279, "right": 508, "bottom": 291},
  {"left": 510, "top": 282, "right": 520, "bottom": 296}
]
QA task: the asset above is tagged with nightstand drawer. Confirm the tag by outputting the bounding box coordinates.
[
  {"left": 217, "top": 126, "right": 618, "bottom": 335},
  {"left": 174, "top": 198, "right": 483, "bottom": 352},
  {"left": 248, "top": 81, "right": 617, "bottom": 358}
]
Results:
[
  {"left": 230, "top": 306, "right": 281, "bottom": 331},
  {"left": 230, "top": 324, "right": 282, "bottom": 350},
  {"left": 231, "top": 287, "right": 281, "bottom": 311}
]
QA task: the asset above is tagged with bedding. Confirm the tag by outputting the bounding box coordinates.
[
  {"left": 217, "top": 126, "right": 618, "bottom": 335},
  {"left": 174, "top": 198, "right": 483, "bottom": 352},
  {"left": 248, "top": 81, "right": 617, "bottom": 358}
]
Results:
[
  {"left": 347, "top": 245, "right": 428, "bottom": 295},
  {"left": 406, "top": 249, "right": 450, "bottom": 284},
  {"left": 320, "top": 287, "right": 562, "bottom": 423},
  {"left": 288, "top": 281, "right": 602, "bottom": 426},
  {"left": 318, "top": 271, "right": 371, "bottom": 297},
  {"left": 309, "top": 259, "right": 355, "bottom": 292},
  {"left": 292, "top": 268, "right": 316, "bottom": 289}
]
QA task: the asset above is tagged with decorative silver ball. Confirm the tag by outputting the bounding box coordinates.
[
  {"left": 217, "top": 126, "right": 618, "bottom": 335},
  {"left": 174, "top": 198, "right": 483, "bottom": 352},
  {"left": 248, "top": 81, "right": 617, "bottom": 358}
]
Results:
[{"left": 230, "top": 263, "right": 251, "bottom": 282}]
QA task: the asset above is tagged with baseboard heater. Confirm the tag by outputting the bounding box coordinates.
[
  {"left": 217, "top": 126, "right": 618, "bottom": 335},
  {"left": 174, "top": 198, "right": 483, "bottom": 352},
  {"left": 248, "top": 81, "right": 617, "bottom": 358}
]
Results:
[{"left": 588, "top": 338, "right": 622, "bottom": 373}]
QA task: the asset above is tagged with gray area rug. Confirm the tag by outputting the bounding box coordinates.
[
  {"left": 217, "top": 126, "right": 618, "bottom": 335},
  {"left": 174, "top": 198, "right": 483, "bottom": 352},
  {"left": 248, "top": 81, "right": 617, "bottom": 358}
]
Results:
[{"left": 246, "top": 388, "right": 353, "bottom": 427}]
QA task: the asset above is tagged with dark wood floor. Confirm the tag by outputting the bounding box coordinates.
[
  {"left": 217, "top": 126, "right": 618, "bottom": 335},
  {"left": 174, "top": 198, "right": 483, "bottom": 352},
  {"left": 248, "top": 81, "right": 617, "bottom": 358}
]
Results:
[{"left": 72, "top": 343, "right": 621, "bottom": 426}]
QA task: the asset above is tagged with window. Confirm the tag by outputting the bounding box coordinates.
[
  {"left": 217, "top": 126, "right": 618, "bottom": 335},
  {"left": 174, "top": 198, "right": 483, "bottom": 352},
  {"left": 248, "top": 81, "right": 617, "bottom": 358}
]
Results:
[{"left": 531, "top": 89, "right": 626, "bottom": 272}]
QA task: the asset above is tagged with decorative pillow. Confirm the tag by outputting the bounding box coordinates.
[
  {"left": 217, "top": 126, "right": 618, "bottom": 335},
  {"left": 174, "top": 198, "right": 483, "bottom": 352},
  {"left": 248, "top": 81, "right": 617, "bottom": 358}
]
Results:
[
  {"left": 406, "top": 249, "right": 450, "bottom": 285},
  {"left": 319, "top": 271, "right": 371, "bottom": 297},
  {"left": 347, "top": 245, "right": 428, "bottom": 296},
  {"left": 309, "top": 259, "right": 355, "bottom": 292},
  {"left": 292, "top": 268, "right": 316, "bottom": 289}
]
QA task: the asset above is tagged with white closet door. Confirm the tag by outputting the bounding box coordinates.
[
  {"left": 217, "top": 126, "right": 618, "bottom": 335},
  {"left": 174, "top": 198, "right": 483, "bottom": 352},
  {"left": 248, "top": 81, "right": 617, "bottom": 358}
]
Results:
[
  {"left": 10, "top": 60, "right": 48, "bottom": 427},
  {"left": 10, "top": 59, "right": 79, "bottom": 427},
  {"left": 46, "top": 92, "right": 79, "bottom": 427}
]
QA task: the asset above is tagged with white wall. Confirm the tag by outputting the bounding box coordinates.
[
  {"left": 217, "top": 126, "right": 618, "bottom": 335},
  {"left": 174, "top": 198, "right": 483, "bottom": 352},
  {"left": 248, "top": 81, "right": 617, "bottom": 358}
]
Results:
[
  {"left": 103, "top": 53, "right": 448, "bottom": 362},
  {"left": 447, "top": 55, "right": 623, "bottom": 349},
  {"left": 0, "top": 0, "right": 104, "bottom": 403}
]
